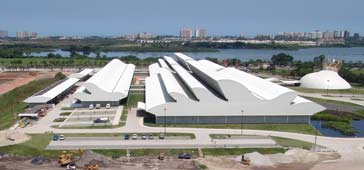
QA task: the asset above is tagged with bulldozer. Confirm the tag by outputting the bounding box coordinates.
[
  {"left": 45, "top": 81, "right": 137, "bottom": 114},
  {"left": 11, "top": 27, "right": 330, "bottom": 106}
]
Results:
[
  {"left": 58, "top": 151, "right": 74, "bottom": 166},
  {"left": 58, "top": 150, "right": 84, "bottom": 166}
]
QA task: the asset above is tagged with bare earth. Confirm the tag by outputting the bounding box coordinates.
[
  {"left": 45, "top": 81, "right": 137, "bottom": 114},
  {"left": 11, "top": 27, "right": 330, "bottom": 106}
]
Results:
[{"left": 0, "top": 72, "right": 57, "bottom": 95}]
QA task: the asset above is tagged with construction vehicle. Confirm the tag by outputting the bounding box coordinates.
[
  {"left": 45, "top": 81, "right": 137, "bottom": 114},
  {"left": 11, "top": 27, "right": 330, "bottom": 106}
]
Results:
[
  {"left": 83, "top": 162, "right": 99, "bottom": 170},
  {"left": 58, "top": 150, "right": 84, "bottom": 166},
  {"left": 158, "top": 152, "right": 165, "bottom": 160},
  {"left": 241, "top": 154, "right": 251, "bottom": 165},
  {"left": 58, "top": 151, "right": 74, "bottom": 166}
]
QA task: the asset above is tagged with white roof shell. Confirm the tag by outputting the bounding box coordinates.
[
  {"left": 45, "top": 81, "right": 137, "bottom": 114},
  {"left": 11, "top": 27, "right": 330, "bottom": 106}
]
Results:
[
  {"left": 300, "top": 70, "right": 351, "bottom": 89},
  {"left": 74, "top": 59, "right": 135, "bottom": 102},
  {"left": 143, "top": 53, "right": 325, "bottom": 117},
  {"left": 68, "top": 68, "right": 93, "bottom": 79},
  {"left": 24, "top": 78, "right": 79, "bottom": 104}
]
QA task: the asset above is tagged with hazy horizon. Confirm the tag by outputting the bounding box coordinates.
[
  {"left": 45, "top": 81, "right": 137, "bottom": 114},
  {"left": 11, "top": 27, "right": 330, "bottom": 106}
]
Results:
[{"left": 0, "top": 0, "right": 363, "bottom": 36}]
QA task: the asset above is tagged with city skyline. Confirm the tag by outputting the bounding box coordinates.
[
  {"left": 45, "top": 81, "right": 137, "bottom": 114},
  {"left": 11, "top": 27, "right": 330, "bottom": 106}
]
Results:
[{"left": 0, "top": 0, "right": 363, "bottom": 36}]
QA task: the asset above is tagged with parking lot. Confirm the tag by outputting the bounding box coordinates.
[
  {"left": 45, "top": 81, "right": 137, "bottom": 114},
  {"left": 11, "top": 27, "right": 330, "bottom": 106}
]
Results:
[{"left": 58, "top": 106, "right": 123, "bottom": 128}]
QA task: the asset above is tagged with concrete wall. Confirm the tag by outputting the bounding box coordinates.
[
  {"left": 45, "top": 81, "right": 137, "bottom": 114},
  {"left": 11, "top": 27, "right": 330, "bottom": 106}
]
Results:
[{"left": 155, "top": 115, "right": 311, "bottom": 124}]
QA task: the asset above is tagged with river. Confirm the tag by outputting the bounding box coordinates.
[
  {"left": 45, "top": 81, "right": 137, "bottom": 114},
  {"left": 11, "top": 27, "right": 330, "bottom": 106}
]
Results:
[{"left": 29, "top": 47, "right": 364, "bottom": 62}]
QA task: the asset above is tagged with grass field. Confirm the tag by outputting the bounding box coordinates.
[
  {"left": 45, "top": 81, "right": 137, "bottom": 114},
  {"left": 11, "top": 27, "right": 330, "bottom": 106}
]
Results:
[
  {"left": 0, "top": 78, "right": 59, "bottom": 130},
  {"left": 145, "top": 123, "right": 319, "bottom": 135},
  {"left": 272, "top": 137, "right": 314, "bottom": 149},
  {"left": 0, "top": 134, "right": 62, "bottom": 157},
  {"left": 126, "top": 93, "right": 144, "bottom": 108},
  {"left": 290, "top": 86, "right": 364, "bottom": 95}
]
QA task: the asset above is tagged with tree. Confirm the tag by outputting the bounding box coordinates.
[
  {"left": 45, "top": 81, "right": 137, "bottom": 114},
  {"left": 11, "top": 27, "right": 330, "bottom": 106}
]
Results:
[
  {"left": 314, "top": 55, "right": 326, "bottom": 70},
  {"left": 271, "top": 53, "right": 293, "bottom": 66},
  {"left": 54, "top": 72, "right": 66, "bottom": 80}
]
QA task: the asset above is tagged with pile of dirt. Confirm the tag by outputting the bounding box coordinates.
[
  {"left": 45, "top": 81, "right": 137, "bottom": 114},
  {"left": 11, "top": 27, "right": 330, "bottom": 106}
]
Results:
[
  {"left": 244, "top": 152, "right": 275, "bottom": 167},
  {"left": 75, "top": 150, "right": 118, "bottom": 168},
  {"left": 285, "top": 148, "right": 320, "bottom": 163}
]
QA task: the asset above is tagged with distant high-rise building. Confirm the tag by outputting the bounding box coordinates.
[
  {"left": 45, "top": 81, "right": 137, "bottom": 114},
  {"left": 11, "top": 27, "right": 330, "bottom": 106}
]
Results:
[
  {"left": 353, "top": 33, "right": 360, "bottom": 39},
  {"left": 195, "top": 29, "right": 207, "bottom": 38},
  {"left": 323, "top": 31, "right": 335, "bottom": 39},
  {"left": 16, "top": 31, "right": 37, "bottom": 38},
  {"left": 344, "top": 30, "right": 350, "bottom": 39},
  {"left": 0, "top": 30, "right": 8, "bottom": 38},
  {"left": 180, "top": 28, "right": 193, "bottom": 38},
  {"left": 137, "top": 32, "right": 154, "bottom": 39}
]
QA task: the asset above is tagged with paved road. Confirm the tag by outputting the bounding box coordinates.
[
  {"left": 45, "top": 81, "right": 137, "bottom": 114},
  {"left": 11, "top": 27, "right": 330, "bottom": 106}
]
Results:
[
  {"left": 14, "top": 105, "right": 364, "bottom": 169},
  {"left": 299, "top": 92, "right": 364, "bottom": 107}
]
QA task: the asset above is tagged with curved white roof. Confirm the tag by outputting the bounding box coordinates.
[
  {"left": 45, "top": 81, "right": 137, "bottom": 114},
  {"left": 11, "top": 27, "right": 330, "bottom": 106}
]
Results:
[
  {"left": 74, "top": 59, "right": 135, "bottom": 102},
  {"left": 144, "top": 53, "right": 325, "bottom": 117},
  {"left": 300, "top": 70, "right": 351, "bottom": 89}
]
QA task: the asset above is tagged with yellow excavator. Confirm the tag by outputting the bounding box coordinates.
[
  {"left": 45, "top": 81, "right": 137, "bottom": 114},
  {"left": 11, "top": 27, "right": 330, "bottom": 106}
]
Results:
[
  {"left": 58, "top": 150, "right": 84, "bottom": 166},
  {"left": 83, "top": 163, "right": 99, "bottom": 170}
]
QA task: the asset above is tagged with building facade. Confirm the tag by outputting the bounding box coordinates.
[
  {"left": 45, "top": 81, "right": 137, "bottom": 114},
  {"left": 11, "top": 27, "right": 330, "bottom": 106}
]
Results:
[
  {"left": 139, "top": 53, "right": 325, "bottom": 124},
  {"left": 16, "top": 31, "right": 37, "bottom": 38},
  {"left": 195, "top": 29, "right": 207, "bottom": 38},
  {"left": 0, "top": 30, "right": 8, "bottom": 38},
  {"left": 180, "top": 28, "right": 193, "bottom": 38}
]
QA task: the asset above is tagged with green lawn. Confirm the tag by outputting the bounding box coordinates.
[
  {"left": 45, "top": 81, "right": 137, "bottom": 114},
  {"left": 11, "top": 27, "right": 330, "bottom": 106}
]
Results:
[
  {"left": 290, "top": 86, "right": 364, "bottom": 95},
  {"left": 126, "top": 93, "right": 144, "bottom": 108},
  {"left": 272, "top": 137, "right": 314, "bottom": 149},
  {"left": 145, "top": 123, "right": 318, "bottom": 135},
  {"left": 353, "top": 109, "right": 364, "bottom": 118},
  {"left": 202, "top": 148, "right": 285, "bottom": 156},
  {"left": 0, "top": 78, "right": 59, "bottom": 130},
  {"left": 59, "top": 112, "right": 72, "bottom": 116},
  {"left": 0, "top": 134, "right": 62, "bottom": 157}
]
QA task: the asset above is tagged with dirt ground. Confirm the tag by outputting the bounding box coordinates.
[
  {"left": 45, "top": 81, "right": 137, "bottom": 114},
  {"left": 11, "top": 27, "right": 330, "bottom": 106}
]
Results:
[
  {"left": 0, "top": 130, "right": 30, "bottom": 147},
  {"left": 0, "top": 150, "right": 340, "bottom": 170},
  {"left": 0, "top": 71, "right": 59, "bottom": 95}
]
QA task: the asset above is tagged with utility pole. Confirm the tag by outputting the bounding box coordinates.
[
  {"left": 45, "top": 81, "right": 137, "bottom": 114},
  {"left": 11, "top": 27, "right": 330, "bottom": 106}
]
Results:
[
  {"left": 241, "top": 110, "right": 244, "bottom": 136},
  {"left": 164, "top": 108, "right": 166, "bottom": 136}
]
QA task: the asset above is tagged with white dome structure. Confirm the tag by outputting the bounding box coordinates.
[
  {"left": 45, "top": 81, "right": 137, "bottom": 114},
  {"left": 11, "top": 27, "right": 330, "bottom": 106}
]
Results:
[{"left": 300, "top": 70, "right": 351, "bottom": 89}]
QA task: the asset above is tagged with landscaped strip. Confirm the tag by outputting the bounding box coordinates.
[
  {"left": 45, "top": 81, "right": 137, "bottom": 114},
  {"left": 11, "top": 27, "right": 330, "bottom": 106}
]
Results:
[{"left": 0, "top": 78, "right": 59, "bottom": 130}]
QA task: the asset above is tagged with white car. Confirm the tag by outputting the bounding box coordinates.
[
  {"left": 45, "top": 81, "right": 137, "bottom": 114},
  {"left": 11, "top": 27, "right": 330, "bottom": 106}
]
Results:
[
  {"left": 89, "top": 104, "right": 94, "bottom": 110},
  {"left": 106, "top": 104, "right": 111, "bottom": 109},
  {"left": 59, "top": 135, "right": 65, "bottom": 141},
  {"left": 132, "top": 134, "right": 137, "bottom": 140}
]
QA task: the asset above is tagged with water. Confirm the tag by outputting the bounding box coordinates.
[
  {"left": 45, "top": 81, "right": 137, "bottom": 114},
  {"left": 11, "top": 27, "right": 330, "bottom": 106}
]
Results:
[
  {"left": 29, "top": 47, "right": 364, "bottom": 62},
  {"left": 310, "top": 120, "right": 364, "bottom": 137}
]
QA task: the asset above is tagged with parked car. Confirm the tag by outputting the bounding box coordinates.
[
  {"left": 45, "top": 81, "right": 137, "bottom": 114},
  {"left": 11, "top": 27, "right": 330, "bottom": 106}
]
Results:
[
  {"left": 95, "top": 104, "right": 101, "bottom": 109},
  {"left": 52, "top": 134, "right": 59, "bottom": 141},
  {"left": 59, "top": 135, "right": 65, "bottom": 141},
  {"left": 159, "top": 134, "right": 165, "bottom": 139},
  {"left": 132, "top": 134, "right": 137, "bottom": 140},
  {"left": 106, "top": 104, "right": 111, "bottom": 109},
  {"left": 148, "top": 134, "right": 154, "bottom": 139},
  {"left": 141, "top": 134, "right": 147, "bottom": 140},
  {"left": 94, "top": 117, "right": 109, "bottom": 123},
  {"left": 124, "top": 134, "right": 130, "bottom": 140},
  {"left": 89, "top": 104, "right": 94, "bottom": 110},
  {"left": 178, "top": 153, "right": 191, "bottom": 159}
]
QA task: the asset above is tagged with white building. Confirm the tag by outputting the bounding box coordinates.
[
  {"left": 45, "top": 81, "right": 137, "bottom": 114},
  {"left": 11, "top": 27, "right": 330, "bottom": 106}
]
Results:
[
  {"left": 300, "top": 70, "right": 351, "bottom": 90},
  {"left": 24, "top": 69, "right": 93, "bottom": 107},
  {"left": 138, "top": 53, "right": 325, "bottom": 124},
  {"left": 74, "top": 59, "right": 135, "bottom": 106}
]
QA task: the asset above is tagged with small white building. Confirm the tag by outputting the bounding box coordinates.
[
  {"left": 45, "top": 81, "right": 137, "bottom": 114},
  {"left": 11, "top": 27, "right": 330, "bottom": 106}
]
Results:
[
  {"left": 74, "top": 59, "right": 135, "bottom": 107},
  {"left": 300, "top": 70, "right": 351, "bottom": 90}
]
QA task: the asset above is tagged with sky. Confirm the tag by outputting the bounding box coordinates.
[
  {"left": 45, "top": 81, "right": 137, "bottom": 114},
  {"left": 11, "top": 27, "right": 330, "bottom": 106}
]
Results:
[{"left": 0, "top": 0, "right": 363, "bottom": 36}]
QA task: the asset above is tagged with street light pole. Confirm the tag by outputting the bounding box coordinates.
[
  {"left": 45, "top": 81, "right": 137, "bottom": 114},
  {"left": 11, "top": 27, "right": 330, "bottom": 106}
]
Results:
[
  {"left": 164, "top": 108, "right": 166, "bottom": 136},
  {"left": 326, "top": 80, "right": 330, "bottom": 96},
  {"left": 314, "top": 125, "right": 318, "bottom": 152},
  {"left": 241, "top": 110, "right": 244, "bottom": 136}
]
